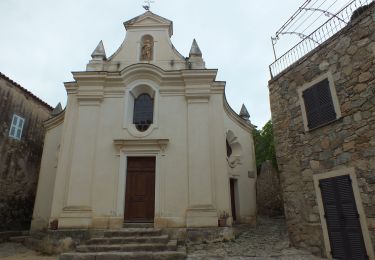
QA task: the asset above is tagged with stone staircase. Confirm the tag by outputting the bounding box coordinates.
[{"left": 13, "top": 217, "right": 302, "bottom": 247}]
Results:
[{"left": 59, "top": 226, "right": 186, "bottom": 260}]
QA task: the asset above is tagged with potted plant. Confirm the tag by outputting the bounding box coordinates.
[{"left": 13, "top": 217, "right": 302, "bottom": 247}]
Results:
[{"left": 218, "top": 211, "right": 229, "bottom": 227}]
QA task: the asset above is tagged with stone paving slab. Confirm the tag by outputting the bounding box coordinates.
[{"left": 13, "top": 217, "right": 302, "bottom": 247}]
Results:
[
  {"left": 0, "top": 242, "right": 57, "bottom": 260},
  {"left": 186, "top": 217, "right": 325, "bottom": 260}
]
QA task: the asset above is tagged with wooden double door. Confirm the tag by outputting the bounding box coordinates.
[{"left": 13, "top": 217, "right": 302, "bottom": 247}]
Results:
[{"left": 124, "top": 157, "right": 155, "bottom": 223}]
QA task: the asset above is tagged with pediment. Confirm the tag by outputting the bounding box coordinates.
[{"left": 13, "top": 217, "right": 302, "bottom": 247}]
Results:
[
  {"left": 136, "top": 16, "right": 169, "bottom": 26},
  {"left": 124, "top": 11, "right": 173, "bottom": 36}
]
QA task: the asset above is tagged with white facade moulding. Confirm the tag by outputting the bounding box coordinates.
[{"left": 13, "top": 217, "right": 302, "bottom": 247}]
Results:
[
  {"left": 123, "top": 79, "right": 160, "bottom": 137},
  {"left": 113, "top": 139, "right": 169, "bottom": 153}
]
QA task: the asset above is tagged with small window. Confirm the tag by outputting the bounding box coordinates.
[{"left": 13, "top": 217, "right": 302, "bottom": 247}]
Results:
[
  {"left": 302, "top": 78, "right": 337, "bottom": 130},
  {"left": 9, "top": 114, "right": 25, "bottom": 140},
  {"left": 133, "top": 94, "right": 153, "bottom": 132}
]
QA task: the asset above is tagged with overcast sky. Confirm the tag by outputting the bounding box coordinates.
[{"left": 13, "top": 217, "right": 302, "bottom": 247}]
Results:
[{"left": 0, "top": 0, "right": 351, "bottom": 128}]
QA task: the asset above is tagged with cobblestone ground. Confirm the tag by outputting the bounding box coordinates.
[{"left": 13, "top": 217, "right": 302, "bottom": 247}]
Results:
[
  {"left": 187, "top": 217, "right": 325, "bottom": 260},
  {"left": 0, "top": 243, "right": 57, "bottom": 260},
  {"left": 0, "top": 217, "right": 325, "bottom": 260}
]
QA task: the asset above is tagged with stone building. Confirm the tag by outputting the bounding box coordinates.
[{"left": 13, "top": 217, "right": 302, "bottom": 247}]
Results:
[
  {"left": 256, "top": 160, "right": 283, "bottom": 217},
  {"left": 31, "top": 11, "right": 257, "bottom": 233},
  {"left": 269, "top": 4, "right": 375, "bottom": 259},
  {"left": 0, "top": 72, "right": 52, "bottom": 231}
]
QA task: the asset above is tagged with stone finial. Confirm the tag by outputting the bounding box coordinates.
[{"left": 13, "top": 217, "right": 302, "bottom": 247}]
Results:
[
  {"left": 51, "top": 102, "right": 62, "bottom": 116},
  {"left": 91, "top": 40, "right": 107, "bottom": 60},
  {"left": 189, "top": 39, "right": 202, "bottom": 57},
  {"left": 187, "top": 39, "right": 205, "bottom": 69},
  {"left": 239, "top": 104, "right": 250, "bottom": 120}
]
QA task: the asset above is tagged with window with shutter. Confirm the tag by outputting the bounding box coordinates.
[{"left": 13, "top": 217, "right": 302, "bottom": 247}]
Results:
[
  {"left": 319, "top": 175, "right": 368, "bottom": 259},
  {"left": 9, "top": 114, "right": 25, "bottom": 140},
  {"left": 302, "top": 78, "right": 337, "bottom": 129},
  {"left": 133, "top": 94, "right": 154, "bottom": 132}
]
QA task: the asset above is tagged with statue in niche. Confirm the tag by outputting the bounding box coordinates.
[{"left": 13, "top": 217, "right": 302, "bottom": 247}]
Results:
[{"left": 140, "top": 35, "right": 154, "bottom": 61}]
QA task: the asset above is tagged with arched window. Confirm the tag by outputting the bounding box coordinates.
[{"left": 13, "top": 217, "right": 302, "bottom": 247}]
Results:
[
  {"left": 140, "top": 35, "right": 154, "bottom": 61},
  {"left": 133, "top": 94, "right": 154, "bottom": 132}
]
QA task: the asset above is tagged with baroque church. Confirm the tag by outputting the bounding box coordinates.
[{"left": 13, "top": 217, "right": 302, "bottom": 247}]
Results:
[{"left": 31, "top": 11, "right": 256, "bottom": 231}]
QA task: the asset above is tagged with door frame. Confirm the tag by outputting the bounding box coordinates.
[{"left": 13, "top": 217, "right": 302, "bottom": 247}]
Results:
[
  {"left": 116, "top": 151, "right": 161, "bottom": 222},
  {"left": 313, "top": 167, "right": 374, "bottom": 259},
  {"left": 229, "top": 178, "right": 238, "bottom": 222},
  {"left": 124, "top": 156, "right": 156, "bottom": 223}
]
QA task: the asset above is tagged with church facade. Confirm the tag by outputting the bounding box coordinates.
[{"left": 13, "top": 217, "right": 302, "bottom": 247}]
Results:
[{"left": 31, "top": 11, "right": 256, "bottom": 231}]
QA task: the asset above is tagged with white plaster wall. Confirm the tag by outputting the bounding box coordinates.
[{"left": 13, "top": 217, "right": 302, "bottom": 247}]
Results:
[
  {"left": 224, "top": 104, "right": 257, "bottom": 224},
  {"left": 49, "top": 95, "right": 79, "bottom": 221},
  {"left": 107, "top": 28, "right": 186, "bottom": 71},
  {"left": 36, "top": 85, "right": 256, "bottom": 229},
  {"left": 210, "top": 94, "right": 232, "bottom": 216},
  {"left": 156, "top": 95, "right": 188, "bottom": 226},
  {"left": 30, "top": 120, "right": 63, "bottom": 232},
  {"left": 86, "top": 92, "right": 190, "bottom": 228},
  {"left": 91, "top": 97, "right": 124, "bottom": 226}
]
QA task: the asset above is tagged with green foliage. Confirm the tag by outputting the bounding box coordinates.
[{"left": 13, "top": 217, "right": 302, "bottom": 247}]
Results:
[{"left": 253, "top": 120, "right": 278, "bottom": 172}]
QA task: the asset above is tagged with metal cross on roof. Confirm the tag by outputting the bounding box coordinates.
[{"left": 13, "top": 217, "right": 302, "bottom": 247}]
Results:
[{"left": 143, "top": 0, "right": 155, "bottom": 11}]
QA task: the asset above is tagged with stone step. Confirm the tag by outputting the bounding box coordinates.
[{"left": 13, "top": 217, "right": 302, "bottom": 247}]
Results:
[
  {"left": 123, "top": 222, "right": 154, "bottom": 228},
  {"left": 86, "top": 234, "right": 169, "bottom": 245},
  {"left": 0, "top": 230, "right": 29, "bottom": 243},
  {"left": 9, "top": 235, "right": 31, "bottom": 243},
  {"left": 60, "top": 248, "right": 186, "bottom": 260},
  {"left": 104, "top": 228, "right": 162, "bottom": 238},
  {"left": 76, "top": 240, "right": 177, "bottom": 253}
]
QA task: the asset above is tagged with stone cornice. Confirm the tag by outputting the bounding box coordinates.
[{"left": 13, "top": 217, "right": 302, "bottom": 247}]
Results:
[
  {"left": 223, "top": 94, "right": 253, "bottom": 133},
  {"left": 181, "top": 69, "right": 218, "bottom": 85},
  {"left": 67, "top": 65, "right": 223, "bottom": 99},
  {"left": 64, "top": 82, "right": 78, "bottom": 94},
  {"left": 113, "top": 138, "right": 169, "bottom": 152},
  {"left": 76, "top": 85, "right": 104, "bottom": 105},
  {"left": 123, "top": 11, "right": 173, "bottom": 37},
  {"left": 44, "top": 110, "right": 65, "bottom": 131}
]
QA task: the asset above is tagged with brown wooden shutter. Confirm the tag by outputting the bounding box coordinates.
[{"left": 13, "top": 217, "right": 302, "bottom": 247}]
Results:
[
  {"left": 303, "top": 78, "right": 336, "bottom": 129},
  {"left": 319, "top": 175, "right": 368, "bottom": 260}
]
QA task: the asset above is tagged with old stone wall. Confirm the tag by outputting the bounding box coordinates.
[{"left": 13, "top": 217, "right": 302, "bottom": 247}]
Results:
[
  {"left": 256, "top": 160, "right": 283, "bottom": 217},
  {"left": 0, "top": 74, "right": 52, "bottom": 231},
  {"left": 269, "top": 6, "right": 375, "bottom": 257}
]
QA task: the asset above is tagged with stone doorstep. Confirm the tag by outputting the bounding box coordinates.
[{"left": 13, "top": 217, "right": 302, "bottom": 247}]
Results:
[
  {"left": 76, "top": 240, "right": 177, "bottom": 252},
  {"left": 123, "top": 223, "right": 154, "bottom": 228},
  {"left": 104, "top": 228, "right": 162, "bottom": 237},
  {"left": 59, "top": 248, "right": 186, "bottom": 260},
  {"left": 86, "top": 235, "right": 169, "bottom": 245}
]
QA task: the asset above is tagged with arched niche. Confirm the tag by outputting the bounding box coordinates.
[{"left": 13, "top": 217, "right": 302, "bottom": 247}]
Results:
[
  {"left": 226, "top": 130, "right": 242, "bottom": 169},
  {"left": 140, "top": 35, "right": 154, "bottom": 61}
]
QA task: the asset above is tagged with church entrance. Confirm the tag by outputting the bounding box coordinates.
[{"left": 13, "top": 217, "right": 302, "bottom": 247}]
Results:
[{"left": 124, "top": 157, "right": 155, "bottom": 223}]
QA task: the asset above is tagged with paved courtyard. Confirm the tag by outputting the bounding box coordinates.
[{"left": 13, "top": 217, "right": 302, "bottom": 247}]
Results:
[
  {"left": 0, "top": 217, "right": 324, "bottom": 259},
  {"left": 187, "top": 217, "right": 324, "bottom": 259}
]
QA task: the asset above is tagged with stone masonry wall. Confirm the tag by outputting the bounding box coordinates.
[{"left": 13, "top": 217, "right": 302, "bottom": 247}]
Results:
[
  {"left": 256, "top": 160, "right": 283, "bottom": 217},
  {"left": 0, "top": 74, "right": 51, "bottom": 231},
  {"left": 269, "top": 7, "right": 375, "bottom": 257}
]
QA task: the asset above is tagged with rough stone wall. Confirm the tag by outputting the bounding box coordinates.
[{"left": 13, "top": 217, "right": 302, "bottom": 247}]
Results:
[
  {"left": 256, "top": 160, "right": 283, "bottom": 217},
  {"left": 0, "top": 75, "right": 51, "bottom": 231},
  {"left": 269, "top": 7, "right": 375, "bottom": 257}
]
